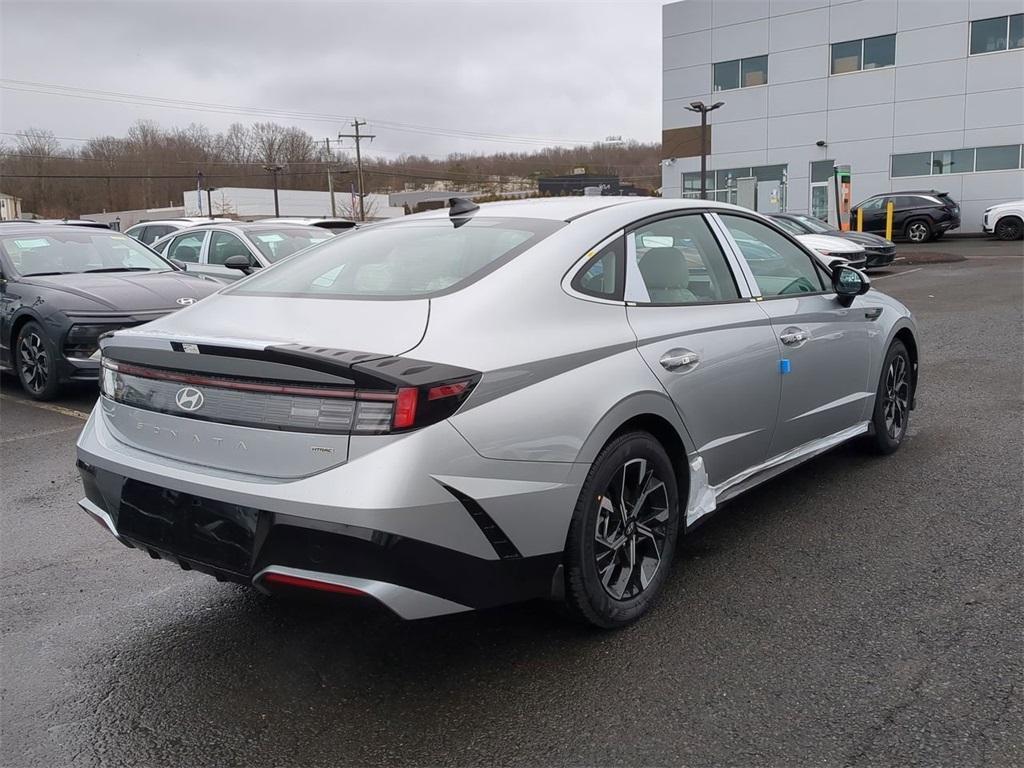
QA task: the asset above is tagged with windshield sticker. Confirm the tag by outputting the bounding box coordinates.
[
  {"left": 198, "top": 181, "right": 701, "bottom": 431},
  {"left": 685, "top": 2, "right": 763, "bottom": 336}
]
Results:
[
  {"left": 12, "top": 239, "right": 51, "bottom": 248},
  {"left": 256, "top": 234, "right": 284, "bottom": 243}
]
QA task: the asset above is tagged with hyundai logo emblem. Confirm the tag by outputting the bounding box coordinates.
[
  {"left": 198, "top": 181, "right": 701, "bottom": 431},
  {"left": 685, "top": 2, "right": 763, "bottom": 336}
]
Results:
[
  {"left": 175, "top": 386, "right": 205, "bottom": 412},
  {"left": 176, "top": 297, "right": 196, "bottom": 306}
]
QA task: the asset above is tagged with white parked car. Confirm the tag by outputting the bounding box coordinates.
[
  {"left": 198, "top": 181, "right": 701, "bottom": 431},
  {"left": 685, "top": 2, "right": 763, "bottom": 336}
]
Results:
[
  {"left": 124, "top": 217, "right": 233, "bottom": 246},
  {"left": 982, "top": 201, "right": 1024, "bottom": 241},
  {"left": 256, "top": 217, "right": 357, "bottom": 233},
  {"left": 792, "top": 233, "right": 868, "bottom": 270}
]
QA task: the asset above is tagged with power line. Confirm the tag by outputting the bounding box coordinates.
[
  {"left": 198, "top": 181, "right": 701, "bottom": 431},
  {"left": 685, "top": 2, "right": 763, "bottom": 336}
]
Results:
[{"left": 1, "top": 79, "right": 597, "bottom": 147}]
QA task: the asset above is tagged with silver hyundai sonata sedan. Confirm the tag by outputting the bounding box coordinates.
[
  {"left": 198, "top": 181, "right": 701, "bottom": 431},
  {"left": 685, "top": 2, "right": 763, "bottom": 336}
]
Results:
[{"left": 76, "top": 197, "right": 918, "bottom": 627}]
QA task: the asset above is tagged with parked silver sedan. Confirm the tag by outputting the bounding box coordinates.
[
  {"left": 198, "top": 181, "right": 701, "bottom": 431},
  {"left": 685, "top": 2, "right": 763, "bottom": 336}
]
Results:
[
  {"left": 151, "top": 222, "right": 334, "bottom": 281},
  {"left": 76, "top": 197, "right": 918, "bottom": 627}
]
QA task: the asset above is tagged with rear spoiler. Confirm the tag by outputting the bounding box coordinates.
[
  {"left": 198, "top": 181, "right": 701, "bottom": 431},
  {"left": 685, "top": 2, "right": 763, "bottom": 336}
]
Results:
[{"left": 101, "top": 341, "right": 477, "bottom": 391}]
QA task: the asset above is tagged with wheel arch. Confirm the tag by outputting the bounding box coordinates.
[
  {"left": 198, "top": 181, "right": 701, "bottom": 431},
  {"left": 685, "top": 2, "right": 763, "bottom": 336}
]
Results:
[
  {"left": 891, "top": 324, "right": 919, "bottom": 408},
  {"left": 8, "top": 310, "right": 42, "bottom": 352},
  {"left": 577, "top": 392, "right": 695, "bottom": 506}
]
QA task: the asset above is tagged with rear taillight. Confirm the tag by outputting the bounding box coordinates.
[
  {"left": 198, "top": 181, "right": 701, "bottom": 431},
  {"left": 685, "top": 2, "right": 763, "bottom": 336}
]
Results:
[{"left": 99, "top": 357, "right": 478, "bottom": 435}]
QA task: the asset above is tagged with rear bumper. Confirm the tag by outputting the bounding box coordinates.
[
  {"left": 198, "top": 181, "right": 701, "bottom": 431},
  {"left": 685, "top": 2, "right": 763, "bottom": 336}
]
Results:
[{"left": 75, "top": 405, "right": 582, "bottom": 618}]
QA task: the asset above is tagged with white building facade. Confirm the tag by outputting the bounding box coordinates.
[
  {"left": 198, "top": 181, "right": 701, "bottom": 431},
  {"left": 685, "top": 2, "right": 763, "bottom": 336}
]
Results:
[{"left": 661, "top": 0, "right": 1024, "bottom": 232}]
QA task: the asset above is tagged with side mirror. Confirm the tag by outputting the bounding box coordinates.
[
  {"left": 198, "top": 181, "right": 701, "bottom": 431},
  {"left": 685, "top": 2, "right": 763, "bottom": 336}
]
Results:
[
  {"left": 832, "top": 265, "right": 870, "bottom": 307},
  {"left": 224, "top": 254, "right": 259, "bottom": 274},
  {"left": 168, "top": 258, "right": 186, "bottom": 270}
]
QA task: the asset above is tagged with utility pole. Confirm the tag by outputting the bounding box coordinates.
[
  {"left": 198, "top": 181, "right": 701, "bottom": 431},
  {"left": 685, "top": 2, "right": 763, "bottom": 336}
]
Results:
[
  {"left": 324, "top": 138, "right": 336, "bottom": 217},
  {"left": 684, "top": 101, "right": 724, "bottom": 200},
  {"left": 206, "top": 187, "right": 216, "bottom": 219},
  {"left": 338, "top": 120, "right": 375, "bottom": 221},
  {"left": 263, "top": 164, "right": 284, "bottom": 216}
]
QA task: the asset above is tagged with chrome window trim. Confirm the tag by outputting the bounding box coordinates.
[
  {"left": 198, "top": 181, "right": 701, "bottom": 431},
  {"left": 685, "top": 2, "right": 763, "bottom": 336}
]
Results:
[{"left": 561, "top": 229, "right": 627, "bottom": 306}]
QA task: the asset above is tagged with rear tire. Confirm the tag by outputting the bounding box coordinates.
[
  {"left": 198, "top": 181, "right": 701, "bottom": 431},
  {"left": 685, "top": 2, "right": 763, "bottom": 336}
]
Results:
[
  {"left": 904, "top": 219, "right": 932, "bottom": 243},
  {"left": 564, "top": 431, "right": 681, "bottom": 628},
  {"left": 15, "top": 321, "right": 62, "bottom": 401},
  {"left": 995, "top": 216, "right": 1023, "bottom": 241},
  {"left": 864, "top": 340, "right": 911, "bottom": 455}
]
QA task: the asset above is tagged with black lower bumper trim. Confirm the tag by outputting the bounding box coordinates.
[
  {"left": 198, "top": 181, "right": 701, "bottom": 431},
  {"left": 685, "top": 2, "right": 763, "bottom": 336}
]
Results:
[{"left": 77, "top": 462, "right": 561, "bottom": 610}]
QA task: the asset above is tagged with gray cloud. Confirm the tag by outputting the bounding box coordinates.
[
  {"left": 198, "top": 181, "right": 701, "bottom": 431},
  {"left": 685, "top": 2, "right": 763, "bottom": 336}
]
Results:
[{"left": 0, "top": 0, "right": 664, "bottom": 157}]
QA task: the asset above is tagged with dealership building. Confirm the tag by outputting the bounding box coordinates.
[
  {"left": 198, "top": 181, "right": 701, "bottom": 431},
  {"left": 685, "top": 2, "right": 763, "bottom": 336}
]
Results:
[{"left": 661, "top": 0, "right": 1024, "bottom": 232}]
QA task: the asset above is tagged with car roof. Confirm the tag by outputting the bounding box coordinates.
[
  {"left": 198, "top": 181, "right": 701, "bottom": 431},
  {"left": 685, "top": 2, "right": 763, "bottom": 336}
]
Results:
[
  {"left": 0, "top": 224, "right": 120, "bottom": 236},
  {"left": 399, "top": 196, "right": 728, "bottom": 223}
]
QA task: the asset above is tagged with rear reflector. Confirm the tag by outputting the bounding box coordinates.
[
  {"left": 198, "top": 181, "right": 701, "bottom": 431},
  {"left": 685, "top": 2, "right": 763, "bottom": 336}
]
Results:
[{"left": 261, "top": 572, "right": 364, "bottom": 596}]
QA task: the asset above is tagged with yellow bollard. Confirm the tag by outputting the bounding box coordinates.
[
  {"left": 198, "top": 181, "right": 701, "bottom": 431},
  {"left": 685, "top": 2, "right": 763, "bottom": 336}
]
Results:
[
  {"left": 885, "top": 201, "right": 894, "bottom": 241},
  {"left": 857, "top": 208, "right": 863, "bottom": 232}
]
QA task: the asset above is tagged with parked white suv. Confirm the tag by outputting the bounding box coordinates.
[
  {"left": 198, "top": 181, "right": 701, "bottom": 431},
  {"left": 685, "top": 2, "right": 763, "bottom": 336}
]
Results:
[
  {"left": 982, "top": 201, "right": 1024, "bottom": 241},
  {"left": 124, "top": 217, "right": 232, "bottom": 246}
]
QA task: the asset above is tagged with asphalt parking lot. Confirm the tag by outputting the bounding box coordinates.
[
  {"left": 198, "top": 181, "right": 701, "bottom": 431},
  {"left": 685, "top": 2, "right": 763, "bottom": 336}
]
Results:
[{"left": 1, "top": 237, "right": 1021, "bottom": 767}]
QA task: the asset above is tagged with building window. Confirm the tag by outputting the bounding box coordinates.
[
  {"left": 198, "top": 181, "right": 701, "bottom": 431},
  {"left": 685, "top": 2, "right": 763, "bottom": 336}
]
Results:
[
  {"left": 682, "top": 164, "right": 788, "bottom": 201},
  {"left": 891, "top": 146, "right": 1024, "bottom": 177},
  {"left": 970, "top": 14, "right": 1024, "bottom": 54},
  {"left": 713, "top": 55, "right": 768, "bottom": 91},
  {"left": 831, "top": 34, "right": 896, "bottom": 74},
  {"left": 966, "top": 13, "right": 1024, "bottom": 53},
  {"left": 891, "top": 152, "right": 931, "bottom": 178},
  {"left": 975, "top": 145, "right": 1023, "bottom": 171},
  {"left": 931, "top": 149, "right": 975, "bottom": 175}
]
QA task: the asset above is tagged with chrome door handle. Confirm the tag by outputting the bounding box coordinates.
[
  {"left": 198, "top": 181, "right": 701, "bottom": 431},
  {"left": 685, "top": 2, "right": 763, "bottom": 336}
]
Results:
[
  {"left": 660, "top": 349, "right": 700, "bottom": 371},
  {"left": 779, "top": 330, "right": 808, "bottom": 345}
]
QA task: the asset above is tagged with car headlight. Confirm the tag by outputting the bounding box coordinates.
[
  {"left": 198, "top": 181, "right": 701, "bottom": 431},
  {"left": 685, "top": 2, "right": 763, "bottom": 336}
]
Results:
[{"left": 64, "top": 324, "right": 121, "bottom": 360}]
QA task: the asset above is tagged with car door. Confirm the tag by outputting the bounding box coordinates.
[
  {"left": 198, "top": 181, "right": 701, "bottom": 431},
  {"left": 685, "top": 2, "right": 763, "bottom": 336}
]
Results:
[
  {"left": 204, "top": 230, "right": 259, "bottom": 282},
  {"left": 857, "top": 196, "right": 889, "bottom": 233},
  {"left": 715, "top": 212, "right": 874, "bottom": 458},
  {"left": 624, "top": 211, "right": 781, "bottom": 488}
]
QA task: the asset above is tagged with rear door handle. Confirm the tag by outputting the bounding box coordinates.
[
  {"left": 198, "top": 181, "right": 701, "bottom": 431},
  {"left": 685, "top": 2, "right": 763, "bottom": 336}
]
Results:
[
  {"left": 779, "top": 329, "right": 808, "bottom": 345},
  {"left": 660, "top": 349, "right": 700, "bottom": 371}
]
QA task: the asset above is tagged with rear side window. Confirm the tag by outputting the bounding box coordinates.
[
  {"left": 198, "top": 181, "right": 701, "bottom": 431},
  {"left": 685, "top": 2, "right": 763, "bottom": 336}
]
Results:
[
  {"left": 629, "top": 214, "right": 740, "bottom": 305},
  {"left": 230, "top": 217, "right": 563, "bottom": 299},
  {"left": 571, "top": 236, "right": 623, "bottom": 300}
]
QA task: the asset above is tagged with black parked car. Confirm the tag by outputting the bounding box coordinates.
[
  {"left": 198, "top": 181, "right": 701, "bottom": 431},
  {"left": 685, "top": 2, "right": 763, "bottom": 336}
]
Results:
[
  {"left": 0, "top": 224, "right": 221, "bottom": 399},
  {"left": 770, "top": 213, "right": 896, "bottom": 269},
  {"left": 849, "top": 190, "right": 960, "bottom": 243}
]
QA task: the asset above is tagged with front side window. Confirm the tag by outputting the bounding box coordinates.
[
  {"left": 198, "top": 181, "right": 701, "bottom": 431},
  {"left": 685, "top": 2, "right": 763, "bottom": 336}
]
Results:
[
  {"left": 629, "top": 215, "right": 739, "bottom": 305},
  {"left": 719, "top": 214, "right": 826, "bottom": 297},
  {"left": 208, "top": 231, "right": 253, "bottom": 265},
  {"left": 0, "top": 231, "right": 171, "bottom": 276},
  {"left": 229, "top": 218, "right": 563, "bottom": 299},
  {"left": 166, "top": 232, "right": 205, "bottom": 263},
  {"left": 859, "top": 196, "right": 886, "bottom": 211},
  {"left": 572, "top": 236, "right": 623, "bottom": 300}
]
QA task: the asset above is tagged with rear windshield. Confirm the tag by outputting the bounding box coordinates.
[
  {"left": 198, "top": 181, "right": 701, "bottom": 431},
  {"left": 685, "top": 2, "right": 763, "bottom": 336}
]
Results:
[{"left": 229, "top": 217, "right": 563, "bottom": 299}]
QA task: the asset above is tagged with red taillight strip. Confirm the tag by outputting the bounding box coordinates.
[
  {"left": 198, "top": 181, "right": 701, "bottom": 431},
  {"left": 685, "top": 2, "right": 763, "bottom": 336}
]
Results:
[
  {"left": 261, "top": 572, "right": 365, "bottom": 596},
  {"left": 104, "top": 359, "right": 397, "bottom": 401}
]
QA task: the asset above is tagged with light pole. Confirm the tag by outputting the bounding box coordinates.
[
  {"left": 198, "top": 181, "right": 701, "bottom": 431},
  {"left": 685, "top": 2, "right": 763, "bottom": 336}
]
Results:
[
  {"left": 263, "top": 164, "right": 284, "bottom": 216},
  {"left": 684, "top": 101, "right": 724, "bottom": 200},
  {"left": 205, "top": 187, "right": 216, "bottom": 219}
]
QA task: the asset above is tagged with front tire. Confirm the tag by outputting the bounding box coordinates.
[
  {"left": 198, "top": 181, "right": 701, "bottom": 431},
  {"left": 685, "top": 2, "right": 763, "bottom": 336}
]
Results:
[
  {"left": 15, "top": 321, "right": 62, "bottom": 400},
  {"left": 564, "top": 431, "right": 681, "bottom": 628},
  {"left": 995, "top": 216, "right": 1023, "bottom": 241},
  {"left": 865, "top": 340, "right": 912, "bottom": 455},
  {"left": 904, "top": 219, "right": 932, "bottom": 243}
]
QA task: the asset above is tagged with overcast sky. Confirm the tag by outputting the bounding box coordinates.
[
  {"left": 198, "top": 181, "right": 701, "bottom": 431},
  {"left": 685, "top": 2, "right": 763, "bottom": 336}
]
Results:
[{"left": 0, "top": 0, "right": 665, "bottom": 158}]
